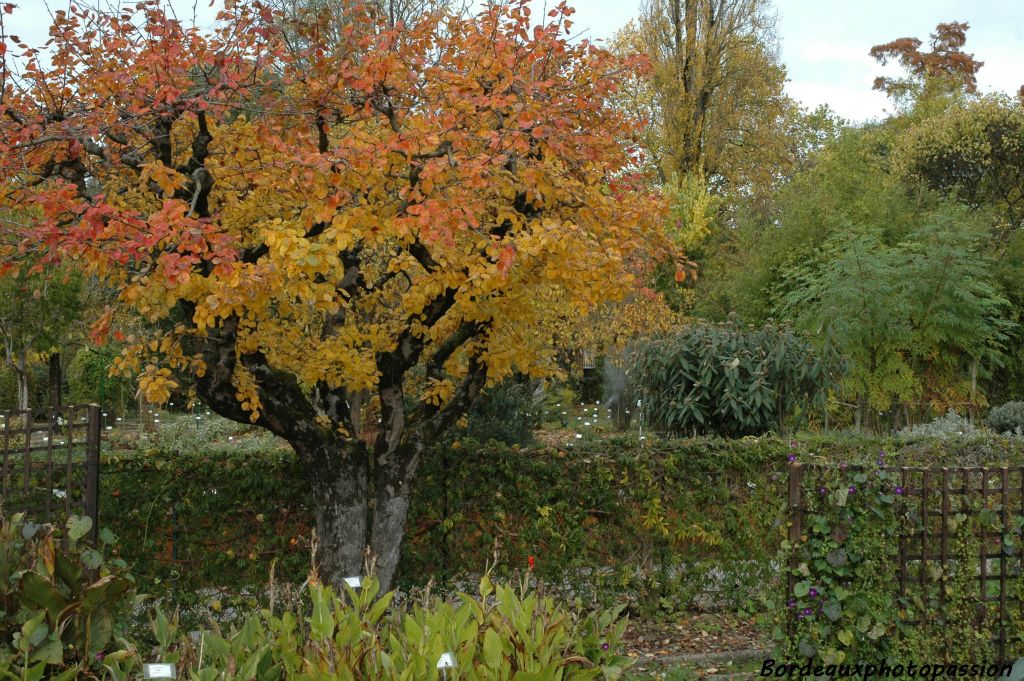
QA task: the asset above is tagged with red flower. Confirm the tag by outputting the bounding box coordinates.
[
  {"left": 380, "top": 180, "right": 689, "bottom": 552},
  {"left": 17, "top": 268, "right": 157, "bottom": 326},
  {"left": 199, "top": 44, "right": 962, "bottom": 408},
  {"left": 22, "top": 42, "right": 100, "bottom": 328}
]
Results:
[{"left": 528, "top": 555, "right": 535, "bottom": 570}]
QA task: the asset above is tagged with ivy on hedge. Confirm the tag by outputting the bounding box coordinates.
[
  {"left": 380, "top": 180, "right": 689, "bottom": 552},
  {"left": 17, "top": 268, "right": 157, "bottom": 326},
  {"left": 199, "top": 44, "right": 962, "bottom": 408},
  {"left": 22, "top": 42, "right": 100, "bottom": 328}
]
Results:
[{"left": 100, "top": 434, "right": 1024, "bottom": 628}]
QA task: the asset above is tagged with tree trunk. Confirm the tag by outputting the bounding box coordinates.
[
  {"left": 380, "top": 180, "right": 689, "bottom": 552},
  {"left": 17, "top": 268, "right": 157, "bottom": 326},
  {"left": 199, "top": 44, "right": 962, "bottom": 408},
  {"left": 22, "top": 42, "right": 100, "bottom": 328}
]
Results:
[
  {"left": 49, "top": 353, "right": 62, "bottom": 409},
  {"left": 369, "top": 443, "right": 419, "bottom": 592},
  {"left": 15, "top": 350, "right": 29, "bottom": 411},
  {"left": 292, "top": 433, "right": 370, "bottom": 587}
]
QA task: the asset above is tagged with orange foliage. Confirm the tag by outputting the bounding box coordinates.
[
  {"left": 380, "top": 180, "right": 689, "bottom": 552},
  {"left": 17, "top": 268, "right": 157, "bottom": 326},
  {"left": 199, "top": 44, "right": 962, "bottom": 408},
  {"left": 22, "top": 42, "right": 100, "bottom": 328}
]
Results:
[
  {"left": 0, "top": 0, "right": 677, "bottom": 424},
  {"left": 870, "top": 21, "right": 984, "bottom": 95}
]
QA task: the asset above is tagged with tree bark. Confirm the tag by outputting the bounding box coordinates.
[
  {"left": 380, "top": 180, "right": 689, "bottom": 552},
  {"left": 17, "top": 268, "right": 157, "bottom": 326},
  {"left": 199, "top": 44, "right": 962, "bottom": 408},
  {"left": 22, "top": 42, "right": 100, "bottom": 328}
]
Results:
[
  {"left": 15, "top": 350, "right": 28, "bottom": 411},
  {"left": 293, "top": 434, "right": 370, "bottom": 586},
  {"left": 49, "top": 353, "right": 62, "bottom": 409},
  {"left": 369, "top": 441, "right": 418, "bottom": 592}
]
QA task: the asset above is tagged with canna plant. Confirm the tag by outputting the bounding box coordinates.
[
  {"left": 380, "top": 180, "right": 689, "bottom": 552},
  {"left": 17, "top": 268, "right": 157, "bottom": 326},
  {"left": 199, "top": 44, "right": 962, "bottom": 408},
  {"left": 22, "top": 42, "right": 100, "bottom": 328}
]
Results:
[
  {"left": 0, "top": 512, "right": 138, "bottom": 681},
  {"left": 124, "top": 575, "right": 632, "bottom": 681}
]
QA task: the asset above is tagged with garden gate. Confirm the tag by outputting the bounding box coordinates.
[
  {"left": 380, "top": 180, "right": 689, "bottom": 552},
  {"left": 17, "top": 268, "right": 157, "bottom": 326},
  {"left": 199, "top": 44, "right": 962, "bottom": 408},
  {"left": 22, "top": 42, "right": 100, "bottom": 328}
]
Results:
[
  {"left": 789, "top": 462, "right": 1024, "bottom": 662},
  {"left": 0, "top": 404, "right": 101, "bottom": 541}
]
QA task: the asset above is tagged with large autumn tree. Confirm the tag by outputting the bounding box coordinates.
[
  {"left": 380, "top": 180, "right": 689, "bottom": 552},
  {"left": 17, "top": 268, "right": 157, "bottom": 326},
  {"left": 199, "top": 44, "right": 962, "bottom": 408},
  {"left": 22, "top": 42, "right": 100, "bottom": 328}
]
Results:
[{"left": 0, "top": 0, "right": 670, "bottom": 589}]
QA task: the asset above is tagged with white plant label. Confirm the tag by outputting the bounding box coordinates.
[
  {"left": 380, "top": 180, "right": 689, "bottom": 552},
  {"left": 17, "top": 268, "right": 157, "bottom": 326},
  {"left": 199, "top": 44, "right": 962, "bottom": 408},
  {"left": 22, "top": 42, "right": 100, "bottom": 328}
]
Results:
[
  {"left": 143, "top": 663, "right": 176, "bottom": 679},
  {"left": 344, "top": 576, "right": 362, "bottom": 589},
  {"left": 437, "top": 652, "right": 457, "bottom": 669}
]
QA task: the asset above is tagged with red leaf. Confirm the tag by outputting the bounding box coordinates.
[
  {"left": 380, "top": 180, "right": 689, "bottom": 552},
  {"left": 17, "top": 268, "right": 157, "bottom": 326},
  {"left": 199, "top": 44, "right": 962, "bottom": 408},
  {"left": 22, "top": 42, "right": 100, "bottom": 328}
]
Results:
[
  {"left": 497, "top": 245, "right": 516, "bottom": 275},
  {"left": 2, "top": 4, "right": 14, "bottom": 15}
]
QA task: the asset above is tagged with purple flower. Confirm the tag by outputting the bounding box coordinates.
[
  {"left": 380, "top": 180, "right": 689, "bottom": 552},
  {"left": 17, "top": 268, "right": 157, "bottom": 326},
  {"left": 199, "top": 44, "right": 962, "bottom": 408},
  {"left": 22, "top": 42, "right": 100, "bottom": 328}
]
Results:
[
  {"left": 601, "top": 642, "right": 610, "bottom": 651},
  {"left": 848, "top": 485, "right": 856, "bottom": 494},
  {"left": 809, "top": 588, "right": 818, "bottom": 598},
  {"left": 839, "top": 462, "right": 848, "bottom": 470},
  {"left": 818, "top": 487, "right": 827, "bottom": 495},
  {"left": 797, "top": 612, "right": 805, "bottom": 619},
  {"left": 788, "top": 454, "right": 797, "bottom": 463},
  {"left": 787, "top": 599, "right": 796, "bottom": 609},
  {"left": 95, "top": 653, "right": 105, "bottom": 662},
  {"left": 803, "top": 608, "right": 813, "bottom": 616},
  {"left": 895, "top": 486, "right": 904, "bottom": 495}
]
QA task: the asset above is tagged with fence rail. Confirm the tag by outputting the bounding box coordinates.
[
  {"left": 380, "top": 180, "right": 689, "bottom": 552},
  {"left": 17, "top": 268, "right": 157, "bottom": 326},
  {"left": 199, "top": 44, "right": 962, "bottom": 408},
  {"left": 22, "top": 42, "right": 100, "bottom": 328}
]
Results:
[{"left": 0, "top": 404, "right": 100, "bottom": 541}]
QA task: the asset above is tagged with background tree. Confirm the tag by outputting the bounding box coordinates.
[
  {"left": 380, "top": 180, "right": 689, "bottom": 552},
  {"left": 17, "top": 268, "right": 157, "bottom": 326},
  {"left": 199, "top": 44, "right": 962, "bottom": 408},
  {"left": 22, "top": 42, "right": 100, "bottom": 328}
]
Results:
[
  {"left": 633, "top": 0, "right": 786, "bottom": 183},
  {"left": 778, "top": 216, "right": 1008, "bottom": 430},
  {"left": 0, "top": 261, "right": 83, "bottom": 410},
  {"left": 614, "top": 0, "right": 819, "bottom": 319},
  {"left": 894, "top": 95, "right": 1024, "bottom": 234},
  {"left": 869, "top": 21, "right": 984, "bottom": 105},
  {"left": 0, "top": 0, "right": 671, "bottom": 589}
]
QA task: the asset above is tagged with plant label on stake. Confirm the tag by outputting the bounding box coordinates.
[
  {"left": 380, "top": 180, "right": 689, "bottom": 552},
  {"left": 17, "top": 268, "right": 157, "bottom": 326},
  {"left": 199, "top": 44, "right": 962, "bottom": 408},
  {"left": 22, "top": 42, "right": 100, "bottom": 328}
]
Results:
[
  {"left": 143, "top": 663, "right": 176, "bottom": 679},
  {"left": 344, "top": 576, "right": 362, "bottom": 589},
  {"left": 437, "top": 652, "right": 456, "bottom": 680}
]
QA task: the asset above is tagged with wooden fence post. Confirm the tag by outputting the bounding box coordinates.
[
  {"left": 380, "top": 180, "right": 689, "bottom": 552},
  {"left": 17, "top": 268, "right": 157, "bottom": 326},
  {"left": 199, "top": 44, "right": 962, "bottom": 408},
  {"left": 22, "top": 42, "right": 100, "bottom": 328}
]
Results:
[{"left": 84, "top": 404, "right": 101, "bottom": 543}]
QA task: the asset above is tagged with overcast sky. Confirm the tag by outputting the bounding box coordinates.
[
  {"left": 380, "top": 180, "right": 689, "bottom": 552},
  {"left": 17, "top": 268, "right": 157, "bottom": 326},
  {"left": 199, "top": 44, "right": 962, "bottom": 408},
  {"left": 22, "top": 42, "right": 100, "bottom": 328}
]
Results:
[{"left": 4, "top": 0, "right": 1022, "bottom": 122}]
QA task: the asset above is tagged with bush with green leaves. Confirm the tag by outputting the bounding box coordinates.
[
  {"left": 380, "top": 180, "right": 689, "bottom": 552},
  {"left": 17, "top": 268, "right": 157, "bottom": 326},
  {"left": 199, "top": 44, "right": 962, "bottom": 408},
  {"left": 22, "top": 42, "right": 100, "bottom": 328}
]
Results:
[
  {"left": 897, "top": 409, "right": 979, "bottom": 439},
  {"left": 0, "top": 512, "right": 138, "bottom": 681},
  {"left": 17, "top": 572, "right": 630, "bottom": 681},
  {"left": 630, "top": 319, "right": 837, "bottom": 436},
  {"left": 462, "top": 378, "right": 541, "bottom": 446},
  {"left": 98, "top": 433, "right": 1024, "bottom": 626},
  {"left": 988, "top": 401, "right": 1024, "bottom": 435},
  {"left": 0, "top": 505, "right": 631, "bottom": 680}
]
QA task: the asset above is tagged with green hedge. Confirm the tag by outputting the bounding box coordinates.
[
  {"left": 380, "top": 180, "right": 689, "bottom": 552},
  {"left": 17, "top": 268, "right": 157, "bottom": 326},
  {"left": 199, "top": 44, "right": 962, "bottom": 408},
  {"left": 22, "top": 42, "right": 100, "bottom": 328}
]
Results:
[{"left": 99, "top": 434, "right": 1024, "bottom": 625}]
